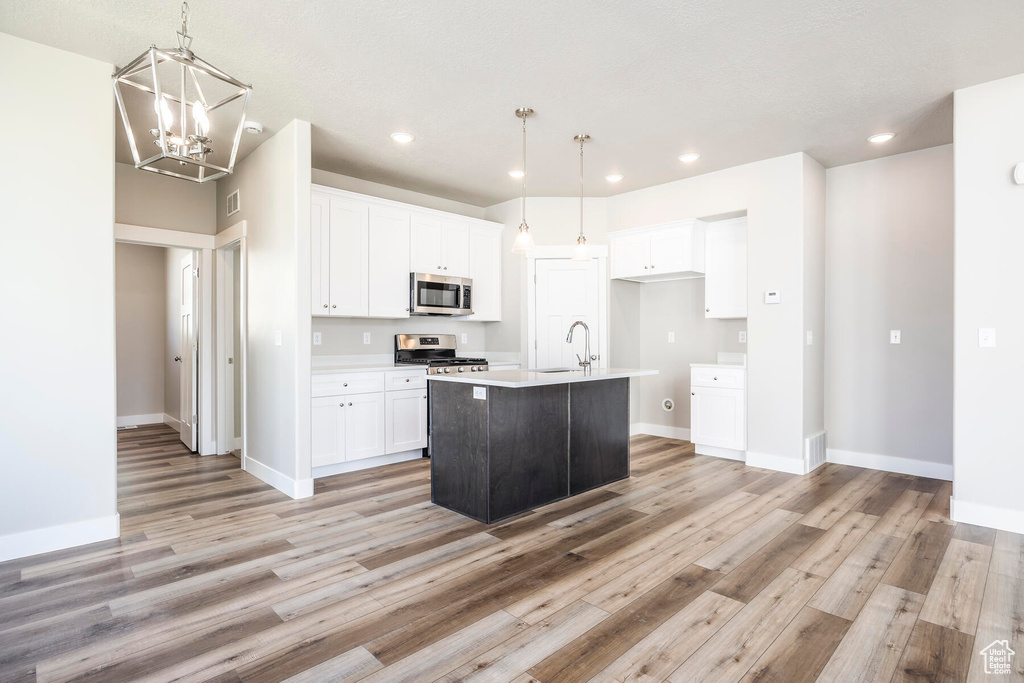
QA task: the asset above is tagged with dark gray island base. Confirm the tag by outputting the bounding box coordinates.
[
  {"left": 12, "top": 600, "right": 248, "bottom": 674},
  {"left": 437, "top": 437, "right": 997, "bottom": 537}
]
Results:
[{"left": 428, "top": 369, "right": 653, "bottom": 524}]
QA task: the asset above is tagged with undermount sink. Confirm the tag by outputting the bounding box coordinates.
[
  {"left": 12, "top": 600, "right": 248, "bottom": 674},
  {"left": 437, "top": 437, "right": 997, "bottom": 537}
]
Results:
[{"left": 533, "top": 368, "right": 578, "bottom": 374}]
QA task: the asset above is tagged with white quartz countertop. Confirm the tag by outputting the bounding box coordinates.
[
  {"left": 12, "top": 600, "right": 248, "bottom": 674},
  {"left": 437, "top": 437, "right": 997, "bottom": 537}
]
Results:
[
  {"left": 311, "top": 360, "right": 521, "bottom": 375},
  {"left": 427, "top": 367, "right": 657, "bottom": 388},
  {"left": 689, "top": 363, "right": 747, "bottom": 370}
]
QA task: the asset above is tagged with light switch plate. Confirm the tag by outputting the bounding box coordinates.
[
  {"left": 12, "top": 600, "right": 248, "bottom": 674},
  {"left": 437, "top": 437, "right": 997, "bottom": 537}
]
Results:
[
  {"left": 806, "top": 331, "right": 814, "bottom": 345},
  {"left": 738, "top": 331, "right": 747, "bottom": 344},
  {"left": 274, "top": 330, "right": 282, "bottom": 346},
  {"left": 979, "top": 328, "right": 996, "bottom": 348},
  {"left": 363, "top": 332, "right": 371, "bottom": 345},
  {"left": 764, "top": 290, "right": 781, "bottom": 304},
  {"left": 461, "top": 333, "right": 468, "bottom": 344},
  {"left": 473, "top": 386, "right": 487, "bottom": 400},
  {"left": 890, "top": 330, "right": 901, "bottom": 344},
  {"left": 667, "top": 332, "right": 675, "bottom": 343},
  {"left": 313, "top": 332, "right": 322, "bottom": 346}
]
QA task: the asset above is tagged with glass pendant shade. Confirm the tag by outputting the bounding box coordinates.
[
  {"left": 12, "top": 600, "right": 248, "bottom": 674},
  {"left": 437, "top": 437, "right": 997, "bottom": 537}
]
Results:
[
  {"left": 512, "top": 223, "right": 535, "bottom": 253},
  {"left": 571, "top": 235, "right": 591, "bottom": 261},
  {"left": 113, "top": 4, "right": 252, "bottom": 183}
]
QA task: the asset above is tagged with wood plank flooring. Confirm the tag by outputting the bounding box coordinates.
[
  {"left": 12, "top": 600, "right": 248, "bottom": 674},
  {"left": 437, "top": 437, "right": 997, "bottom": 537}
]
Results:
[{"left": 1, "top": 423, "right": 1021, "bottom": 682}]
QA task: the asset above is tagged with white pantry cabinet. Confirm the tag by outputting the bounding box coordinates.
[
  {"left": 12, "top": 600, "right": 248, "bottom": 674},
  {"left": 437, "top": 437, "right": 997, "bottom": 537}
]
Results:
[
  {"left": 608, "top": 220, "right": 706, "bottom": 282},
  {"left": 311, "top": 185, "right": 500, "bottom": 319},
  {"left": 690, "top": 365, "right": 746, "bottom": 455},
  {"left": 704, "top": 217, "right": 747, "bottom": 319},
  {"left": 385, "top": 388, "right": 428, "bottom": 453}
]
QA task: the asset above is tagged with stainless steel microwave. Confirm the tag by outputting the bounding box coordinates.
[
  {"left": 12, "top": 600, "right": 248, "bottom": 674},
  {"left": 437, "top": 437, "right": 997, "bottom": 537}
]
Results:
[{"left": 409, "top": 273, "right": 473, "bottom": 316}]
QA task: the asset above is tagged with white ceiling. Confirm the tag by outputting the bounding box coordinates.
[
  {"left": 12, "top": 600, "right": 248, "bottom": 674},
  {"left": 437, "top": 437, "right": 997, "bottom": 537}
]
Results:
[{"left": 4, "top": 1, "right": 1024, "bottom": 206}]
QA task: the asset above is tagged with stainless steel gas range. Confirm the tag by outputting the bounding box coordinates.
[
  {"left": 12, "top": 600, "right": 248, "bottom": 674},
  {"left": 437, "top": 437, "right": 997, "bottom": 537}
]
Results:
[{"left": 394, "top": 334, "right": 488, "bottom": 375}]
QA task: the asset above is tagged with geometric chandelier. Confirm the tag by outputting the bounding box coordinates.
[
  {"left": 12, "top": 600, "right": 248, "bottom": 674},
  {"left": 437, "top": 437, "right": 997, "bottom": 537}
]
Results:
[{"left": 112, "top": 2, "right": 252, "bottom": 183}]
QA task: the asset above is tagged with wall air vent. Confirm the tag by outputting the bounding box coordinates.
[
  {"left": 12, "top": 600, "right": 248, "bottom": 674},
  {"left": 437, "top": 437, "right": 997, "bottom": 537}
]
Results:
[{"left": 226, "top": 189, "right": 240, "bottom": 217}]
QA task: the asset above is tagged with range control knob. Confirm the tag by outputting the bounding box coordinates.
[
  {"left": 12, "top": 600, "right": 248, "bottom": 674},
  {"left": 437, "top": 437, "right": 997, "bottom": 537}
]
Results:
[
  {"left": 443, "top": 367, "right": 451, "bottom": 373},
  {"left": 458, "top": 367, "right": 465, "bottom": 373},
  {"left": 470, "top": 366, "right": 477, "bottom": 372}
]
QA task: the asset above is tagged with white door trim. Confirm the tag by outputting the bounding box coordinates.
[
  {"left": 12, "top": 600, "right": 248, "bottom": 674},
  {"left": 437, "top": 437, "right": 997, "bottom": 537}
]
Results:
[
  {"left": 526, "top": 245, "right": 609, "bottom": 371},
  {"left": 215, "top": 221, "right": 248, "bottom": 467},
  {"left": 114, "top": 223, "right": 217, "bottom": 455}
]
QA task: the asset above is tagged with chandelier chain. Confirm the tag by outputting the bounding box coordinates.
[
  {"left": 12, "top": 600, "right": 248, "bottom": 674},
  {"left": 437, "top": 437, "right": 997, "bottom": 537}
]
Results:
[{"left": 181, "top": 2, "right": 190, "bottom": 37}]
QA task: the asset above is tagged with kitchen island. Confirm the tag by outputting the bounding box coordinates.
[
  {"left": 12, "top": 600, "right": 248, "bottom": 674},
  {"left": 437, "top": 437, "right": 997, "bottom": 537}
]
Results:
[{"left": 427, "top": 368, "right": 656, "bottom": 523}]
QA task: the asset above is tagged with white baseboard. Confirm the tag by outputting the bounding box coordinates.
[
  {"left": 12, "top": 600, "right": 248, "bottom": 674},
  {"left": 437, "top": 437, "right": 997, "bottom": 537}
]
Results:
[
  {"left": 163, "top": 414, "right": 181, "bottom": 431},
  {"left": 630, "top": 423, "right": 691, "bottom": 441},
  {"left": 243, "top": 456, "right": 313, "bottom": 500},
  {"left": 0, "top": 513, "right": 120, "bottom": 563},
  {"left": 746, "top": 450, "right": 808, "bottom": 475},
  {"left": 312, "top": 450, "right": 424, "bottom": 479},
  {"left": 826, "top": 448, "right": 953, "bottom": 481},
  {"left": 695, "top": 444, "right": 745, "bottom": 461},
  {"left": 951, "top": 498, "right": 1024, "bottom": 535},
  {"left": 116, "top": 414, "right": 164, "bottom": 428}
]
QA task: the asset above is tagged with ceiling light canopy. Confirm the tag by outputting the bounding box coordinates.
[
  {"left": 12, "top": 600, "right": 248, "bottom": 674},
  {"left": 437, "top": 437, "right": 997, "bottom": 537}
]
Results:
[
  {"left": 113, "top": 1, "right": 252, "bottom": 183},
  {"left": 571, "top": 134, "right": 592, "bottom": 262},
  {"left": 511, "top": 107, "right": 536, "bottom": 255},
  {"left": 391, "top": 132, "right": 415, "bottom": 143},
  {"left": 508, "top": 169, "right": 525, "bottom": 179},
  {"left": 605, "top": 173, "right": 623, "bottom": 183},
  {"left": 678, "top": 152, "right": 701, "bottom": 163},
  {"left": 868, "top": 132, "right": 895, "bottom": 143}
]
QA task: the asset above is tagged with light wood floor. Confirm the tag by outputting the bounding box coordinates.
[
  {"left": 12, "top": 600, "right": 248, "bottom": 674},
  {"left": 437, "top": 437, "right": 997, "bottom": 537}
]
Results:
[{"left": 1, "top": 424, "right": 1021, "bottom": 682}]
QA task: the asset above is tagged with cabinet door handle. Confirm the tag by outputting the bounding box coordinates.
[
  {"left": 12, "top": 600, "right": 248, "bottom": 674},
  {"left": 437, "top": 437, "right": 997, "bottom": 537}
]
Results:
[
  {"left": 348, "top": 402, "right": 353, "bottom": 406},
  {"left": 405, "top": 307, "right": 410, "bottom": 312},
  {"left": 332, "top": 304, "right": 337, "bottom": 308},
  {"left": 713, "top": 377, "right": 718, "bottom": 381},
  {"left": 706, "top": 308, "right": 710, "bottom": 313},
  {"left": 691, "top": 392, "right": 695, "bottom": 396},
  {"left": 423, "top": 395, "right": 427, "bottom": 399},
  {"left": 323, "top": 304, "right": 328, "bottom": 308},
  {"left": 405, "top": 378, "right": 410, "bottom": 382},
  {"left": 339, "top": 402, "right": 345, "bottom": 407},
  {"left": 651, "top": 264, "right": 655, "bottom": 269},
  {"left": 443, "top": 266, "right": 448, "bottom": 270},
  {"left": 644, "top": 265, "right": 648, "bottom": 269},
  {"left": 343, "top": 382, "right": 348, "bottom": 387}
]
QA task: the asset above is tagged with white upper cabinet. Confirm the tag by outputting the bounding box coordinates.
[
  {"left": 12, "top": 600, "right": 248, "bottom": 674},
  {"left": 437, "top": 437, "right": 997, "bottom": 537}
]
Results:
[
  {"left": 410, "top": 214, "right": 443, "bottom": 274},
  {"left": 311, "top": 185, "right": 502, "bottom": 319},
  {"left": 704, "top": 217, "right": 747, "bottom": 319},
  {"left": 441, "top": 220, "right": 471, "bottom": 278},
  {"left": 310, "top": 193, "right": 331, "bottom": 315},
  {"left": 328, "top": 198, "right": 369, "bottom": 316},
  {"left": 467, "top": 225, "right": 502, "bottom": 321},
  {"left": 368, "top": 205, "right": 411, "bottom": 318},
  {"left": 609, "top": 219, "right": 706, "bottom": 282}
]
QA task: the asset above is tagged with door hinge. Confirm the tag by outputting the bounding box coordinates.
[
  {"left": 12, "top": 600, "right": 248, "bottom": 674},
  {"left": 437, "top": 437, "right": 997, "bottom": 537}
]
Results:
[
  {"left": 192, "top": 414, "right": 197, "bottom": 423},
  {"left": 193, "top": 267, "right": 199, "bottom": 278},
  {"left": 534, "top": 273, "right": 537, "bottom": 284}
]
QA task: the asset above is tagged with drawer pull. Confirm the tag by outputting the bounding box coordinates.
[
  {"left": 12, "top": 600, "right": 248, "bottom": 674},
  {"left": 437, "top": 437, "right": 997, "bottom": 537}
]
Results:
[
  {"left": 405, "top": 378, "right": 410, "bottom": 382},
  {"left": 339, "top": 402, "right": 345, "bottom": 407},
  {"left": 691, "top": 392, "right": 695, "bottom": 396},
  {"left": 348, "top": 402, "right": 352, "bottom": 406},
  {"left": 343, "top": 382, "right": 348, "bottom": 387},
  {"left": 714, "top": 377, "right": 718, "bottom": 381},
  {"left": 323, "top": 304, "right": 328, "bottom": 308}
]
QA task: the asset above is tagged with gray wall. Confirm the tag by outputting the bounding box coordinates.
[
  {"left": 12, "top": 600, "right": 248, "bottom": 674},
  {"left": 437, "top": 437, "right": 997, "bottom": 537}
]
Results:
[
  {"left": 216, "top": 120, "right": 313, "bottom": 482},
  {"left": 115, "top": 243, "right": 166, "bottom": 419},
  {"left": 0, "top": 34, "right": 117, "bottom": 552},
  {"left": 952, "top": 75, "right": 1024, "bottom": 528},
  {"left": 825, "top": 145, "right": 953, "bottom": 466},
  {"left": 803, "top": 154, "right": 827, "bottom": 441},
  {"left": 116, "top": 162, "right": 218, "bottom": 234}
]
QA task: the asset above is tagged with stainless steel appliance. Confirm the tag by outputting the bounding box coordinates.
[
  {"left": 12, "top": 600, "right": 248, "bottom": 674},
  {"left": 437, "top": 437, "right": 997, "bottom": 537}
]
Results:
[
  {"left": 394, "top": 334, "right": 488, "bottom": 374},
  {"left": 409, "top": 273, "right": 473, "bottom": 316}
]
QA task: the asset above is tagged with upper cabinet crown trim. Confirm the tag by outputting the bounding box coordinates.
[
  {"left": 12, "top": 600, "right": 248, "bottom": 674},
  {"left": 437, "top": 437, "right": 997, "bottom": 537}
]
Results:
[
  {"left": 606, "top": 217, "right": 704, "bottom": 238},
  {"left": 310, "top": 184, "right": 503, "bottom": 232}
]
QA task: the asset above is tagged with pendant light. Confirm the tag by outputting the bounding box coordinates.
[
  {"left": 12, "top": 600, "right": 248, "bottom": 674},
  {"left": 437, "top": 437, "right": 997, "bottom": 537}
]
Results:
[
  {"left": 511, "top": 107, "right": 536, "bottom": 254},
  {"left": 571, "top": 133, "right": 592, "bottom": 261},
  {"left": 112, "top": 1, "right": 252, "bottom": 182}
]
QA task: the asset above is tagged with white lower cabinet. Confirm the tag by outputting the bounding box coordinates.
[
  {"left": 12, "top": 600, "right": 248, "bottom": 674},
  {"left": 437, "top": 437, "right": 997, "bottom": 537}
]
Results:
[
  {"left": 690, "top": 365, "right": 746, "bottom": 454},
  {"left": 312, "top": 369, "right": 427, "bottom": 472},
  {"left": 385, "top": 388, "right": 428, "bottom": 454}
]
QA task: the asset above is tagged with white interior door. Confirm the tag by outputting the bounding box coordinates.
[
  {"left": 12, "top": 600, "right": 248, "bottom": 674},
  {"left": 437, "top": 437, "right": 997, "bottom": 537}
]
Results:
[
  {"left": 179, "top": 252, "right": 198, "bottom": 451},
  {"left": 535, "top": 258, "right": 603, "bottom": 369}
]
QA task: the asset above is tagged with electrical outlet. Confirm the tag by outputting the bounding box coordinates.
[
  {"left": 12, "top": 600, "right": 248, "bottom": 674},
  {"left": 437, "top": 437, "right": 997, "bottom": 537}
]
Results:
[
  {"left": 738, "top": 331, "right": 747, "bottom": 344},
  {"left": 979, "top": 328, "right": 996, "bottom": 348},
  {"left": 461, "top": 333, "right": 468, "bottom": 344},
  {"left": 806, "top": 331, "right": 813, "bottom": 345},
  {"left": 473, "top": 386, "right": 487, "bottom": 400},
  {"left": 274, "top": 330, "right": 282, "bottom": 347},
  {"left": 890, "top": 330, "right": 901, "bottom": 344},
  {"left": 667, "top": 332, "right": 675, "bottom": 343},
  {"left": 764, "top": 290, "right": 781, "bottom": 304},
  {"left": 313, "top": 332, "right": 322, "bottom": 346},
  {"left": 363, "top": 332, "right": 371, "bottom": 345}
]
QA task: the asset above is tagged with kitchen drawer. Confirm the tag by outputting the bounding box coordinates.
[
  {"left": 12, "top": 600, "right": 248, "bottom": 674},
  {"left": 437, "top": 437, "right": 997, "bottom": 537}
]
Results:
[
  {"left": 691, "top": 366, "right": 745, "bottom": 389},
  {"left": 385, "top": 369, "right": 427, "bottom": 391},
  {"left": 312, "top": 371, "right": 385, "bottom": 397}
]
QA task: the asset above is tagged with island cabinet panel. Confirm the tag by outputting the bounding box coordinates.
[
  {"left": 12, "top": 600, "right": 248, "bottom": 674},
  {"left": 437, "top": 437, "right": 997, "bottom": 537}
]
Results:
[
  {"left": 429, "top": 381, "right": 489, "bottom": 522},
  {"left": 488, "top": 385, "right": 569, "bottom": 522},
  {"left": 569, "top": 378, "right": 630, "bottom": 494}
]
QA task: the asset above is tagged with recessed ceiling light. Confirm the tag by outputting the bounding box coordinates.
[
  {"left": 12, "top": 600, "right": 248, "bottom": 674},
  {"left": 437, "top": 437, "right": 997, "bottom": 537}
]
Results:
[
  {"left": 390, "top": 132, "right": 414, "bottom": 143},
  {"left": 868, "top": 132, "right": 895, "bottom": 144},
  {"left": 605, "top": 173, "right": 623, "bottom": 183},
  {"left": 508, "top": 169, "right": 525, "bottom": 179},
  {"left": 678, "top": 152, "right": 701, "bottom": 163}
]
